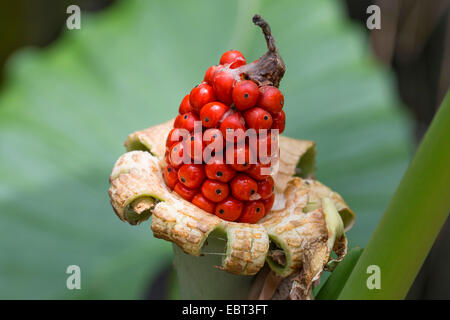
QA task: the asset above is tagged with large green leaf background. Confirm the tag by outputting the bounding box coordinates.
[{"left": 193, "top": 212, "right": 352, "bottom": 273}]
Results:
[{"left": 0, "top": 0, "right": 411, "bottom": 299}]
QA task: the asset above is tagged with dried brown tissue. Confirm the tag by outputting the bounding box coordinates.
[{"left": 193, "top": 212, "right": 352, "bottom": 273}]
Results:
[{"left": 108, "top": 119, "right": 355, "bottom": 299}]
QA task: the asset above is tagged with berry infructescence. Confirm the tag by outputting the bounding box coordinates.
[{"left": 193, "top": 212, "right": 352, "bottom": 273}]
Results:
[{"left": 163, "top": 15, "right": 286, "bottom": 224}]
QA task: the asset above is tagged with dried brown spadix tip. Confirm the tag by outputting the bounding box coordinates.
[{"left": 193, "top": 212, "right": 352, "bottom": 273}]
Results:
[{"left": 237, "top": 14, "right": 286, "bottom": 88}]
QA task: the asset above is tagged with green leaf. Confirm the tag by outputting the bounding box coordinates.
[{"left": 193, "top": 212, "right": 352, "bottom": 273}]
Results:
[
  {"left": 316, "top": 247, "right": 363, "bottom": 300},
  {"left": 338, "top": 92, "right": 450, "bottom": 300},
  {"left": 0, "top": 0, "right": 411, "bottom": 298}
]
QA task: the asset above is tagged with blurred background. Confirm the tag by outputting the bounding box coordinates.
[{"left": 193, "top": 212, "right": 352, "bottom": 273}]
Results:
[{"left": 0, "top": 0, "right": 448, "bottom": 299}]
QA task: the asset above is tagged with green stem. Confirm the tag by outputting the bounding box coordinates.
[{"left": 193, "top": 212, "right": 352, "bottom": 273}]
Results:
[
  {"left": 173, "top": 234, "right": 254, "bottom": 299},
  {"left": 338, "top": 91, "right": 450, "bottom": 299}
]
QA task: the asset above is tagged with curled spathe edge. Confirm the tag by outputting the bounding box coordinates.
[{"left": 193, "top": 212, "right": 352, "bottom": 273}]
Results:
[{"left": 108, "top": 119, "right": 355, "bottom": 297}]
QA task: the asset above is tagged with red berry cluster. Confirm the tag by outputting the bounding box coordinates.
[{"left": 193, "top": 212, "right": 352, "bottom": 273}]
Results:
[{"left": 163, "top": 50, "right": 286, "bottom": 224}]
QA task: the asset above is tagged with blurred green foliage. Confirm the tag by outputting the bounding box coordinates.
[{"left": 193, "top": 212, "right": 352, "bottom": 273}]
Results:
[{"left": 0, "top": 0, "right": 411, "bottom": 299}]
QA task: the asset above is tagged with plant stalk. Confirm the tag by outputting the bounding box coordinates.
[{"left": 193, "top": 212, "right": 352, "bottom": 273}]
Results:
[{"left": 172, "top": 234, "right": 255, "bottom": 299}]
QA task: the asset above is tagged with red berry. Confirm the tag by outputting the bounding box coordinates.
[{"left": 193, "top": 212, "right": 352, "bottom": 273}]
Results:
[
  {"left": 220, "top": 50, "right": 246, "bottom": 67},
  {"left": 226, "top": 144, "right": 256, "bottom": 172},
  {"left": 163, "top": 165, "right": 178, "bottom": 189},
  {"left": 164, "top": 151, "right": 170, "bottom": 165},
  {"left": 201, "top": 179, "right": 229, "bottom": 202},
  {"left": 166, "top": 128, "right": 188, "bottom": 148},
  {"left": 246, "top": 162, "right": 272, "bottom": 180},
  {"left": 179, "top": 94, "right": 193, "bottom": 114},
  {"left": 238, "top": 201, "right": 265, "bottom": 224},
  {"left": 258, "top": 86, "right": 284, "bottom": 113},
  {"left": 257, "top": 176, "right": 274, "bottom": 200},
  {"left": 174, "top": 182, "right": 197, "bottom": 201},
  {"left": 178, "top": 112, "right": 200, "bottom": 132},
  {"left": 168, "top": 46, "right": 285, "bottom": 220},
  {"left": 203, "top": 128, "right": 224, "bottom": 147},
  {"left": 232, "top": 80, "right": 259, "bottom": 110},
  {"left": 205, "top": 158, "right": 236, "bottom": 182},
  {"left": 192, "top": 193, "right": 216, "bottom": 214},
  {"left": 203, "top": 128, "right": 224, "bottom": 161},
  {"left": 200, "top": 101, "right": 230, "bottom": 128},
  {"left": 257, "top": 132, "right": 279, "bottom": 162},
  {"left": 185, "top": 134, "right": 204, "bottom": 164},
  {"left": 230, "top": 173, "right": 258, "bottom": 201},
  {"left": 213, "top": 70, "right": 235, "bottom": 105},
  {"left": 178, "top": 164, "right": 205, "bottom": 189},
  {"left": 244, "top": 107, "right": 273, "bottom": 130},
  {"left": 174, "top": 114, "right": 182, "bottom": 128},
  {"left": 214, "top": 196, "right": 244, "bottom": 221},
  {"left": 271, "top": 110, "right": 286, "bottom": 134},
  {"left": 204, "top": 65, "right": 222, "bottom": 85},
  {"left": 168, "top": 142, "right": 186, "bottom": 168},
  {"left": 189, "top": 83, "right": 216, "bottom": 113},
  {"left": 229, "top": 59, "right": 246, "bottom": 69},
  {"left": 220, "top": 112, "right": 246, "bottom": 143},
  {"left": 262, "top": 194, "right": 275, "bottom": 213}
]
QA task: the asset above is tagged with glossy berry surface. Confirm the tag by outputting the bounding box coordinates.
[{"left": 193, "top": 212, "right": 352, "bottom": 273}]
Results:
[
  {"left": 232, "top": 80, "right": 259, "bottom": 110},
  {"left": 205, "top": 158, "right": 236, "bottom": 183},
  {"left": 230, "top": 173, "right": 258, "bottom": 201},
  {"left": 174, "top": 114, "right": 183, "bottom": 128},
  {"left": 271, "top": 110, "right": 286, "bottom": 134},
  {"left": 179, "top": 94, "right": 193, "bottom": 114},
  {"left": 189, "top": 83, "right": 216, "bottom": 113},
  {"left": 201, "top": 179, "right": 229, "bottom": 203},
  {"left": 244, "top": 107, "right": 273, "bottom": 130},
  {"left": 262, "top": 194, "right": 275, "bottom": 212},
  {"left": 163, "top": 165, "right": 178, "bottom": 189},
  {"left": 204, "top": 65, "right": 222, "bottom": 85},
  {"left": 246, "top": 161, "right": 272, "bottom": 180},
  {"left": 164, "top": 45, "right": 286, "bottom": 224},
  {"left": 178, "top": 164, "right": 205, "bottom": 189},
  {"left": 168, "top": 142, "right": 185, "bottom": 168},
  {"left": 178, "top": 112, "right": 200, "bottom": 132},
  {"left": 258, "top": 86, "right": 284, "bottom": 113},
  {"left": 227, "top": 144, "right": 255, "bottom": 172},
  {"left": 213, "top": 71, "right": 235, "bottom": 105},
  {"left": 220, "top": 112, "right": 246, "bottom": 143},
  {"left": 166, "top": 128, "right": 185, "bottom": 148},
  {"left": 214, "top": 196, "right": 244, "bottom": 221},
  {"left": 257, "top": 176, "right": 274, "bottom": 199},
  {"left": 185, "top": 134, "right": 204, "bottom": 163},
  {"left": 203, "top": 128, "right": 224, "bottom": 147},
  {"left": 229, "top": 59, "right": 246, "bottom": 69},
  {"left": 220, "top": 50, "right": 246, "bottom": 67},
  {"left": 192, "top": 193, "right": 216, "bottom": 214},
  {"left": 257, "top": 132, "right": 278, "bottom": 162},
  {"left": 174, "top": 182, "right": 197, "bottom": 201},
  {"left": 239, "top": 201, "right": 265, "bottom": 223},
  {"left": 200, "top": 102, "right": 229, "bottom": 128}
]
